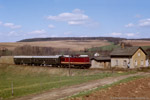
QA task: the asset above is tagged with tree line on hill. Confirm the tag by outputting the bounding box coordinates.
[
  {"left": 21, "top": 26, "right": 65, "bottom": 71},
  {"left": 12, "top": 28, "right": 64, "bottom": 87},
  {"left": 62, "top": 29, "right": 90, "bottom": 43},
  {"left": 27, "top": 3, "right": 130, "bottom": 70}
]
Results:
[
  {"left": 0, "top": 45, "right": 77, "bottom": 56},
  {"left": 18, "top": 37, "right": 126, "bottom": 43},
  {"left": 0, "top": 45, "right": 110, "bottom": 57}
]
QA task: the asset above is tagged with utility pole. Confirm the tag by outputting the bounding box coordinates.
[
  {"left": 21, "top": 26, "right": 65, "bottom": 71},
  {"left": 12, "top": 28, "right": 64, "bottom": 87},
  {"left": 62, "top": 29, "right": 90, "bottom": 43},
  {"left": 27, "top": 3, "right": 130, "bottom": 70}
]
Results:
[
  {"left": 12, "top": 81, "right": 14, "bottom": 96},
  {"left": 69, "top": 55, "right": 71, "bottom": 76}
]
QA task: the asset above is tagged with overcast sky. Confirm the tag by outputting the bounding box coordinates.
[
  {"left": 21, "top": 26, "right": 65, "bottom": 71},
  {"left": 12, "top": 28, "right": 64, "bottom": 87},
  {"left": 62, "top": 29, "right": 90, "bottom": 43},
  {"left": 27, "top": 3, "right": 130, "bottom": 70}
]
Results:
[{"left": 0, "top": 0, "right": 150, "bottom": 42}]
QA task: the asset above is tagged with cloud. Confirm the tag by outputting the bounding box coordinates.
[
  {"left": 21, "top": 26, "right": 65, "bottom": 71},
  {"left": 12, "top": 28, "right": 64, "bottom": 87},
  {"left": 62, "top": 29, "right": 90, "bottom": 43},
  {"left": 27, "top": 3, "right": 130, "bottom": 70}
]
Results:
[
  {"left": 111, "top": 32, "right": 122, "bottom": 36},
  {"left": 138, "top": 18, "right": 150, "bottom": 27},
  {"left": 8, "top": 31, "right": 19, "bottom": 36},
  {"left": 72, "top": 8, "right": 84, "bottom": 14},
  {"left": 48, "top": 24, "right": 55, "bottom": 28},
  {"left": 47, "top": 9, "right": 89, "bottom": 25},
  {"left": 64, "top": 31, "right": 73, "bottom": 35},
  {"left": 29, "top": 29, "right": 46, "bottom": 35},
  {"left": 27, "top": 29, "right": 47, "bottom": 38},
  {"left": 68, "top": 21, "right": 85, "bottom": 25},
  {"left": 126, "top": 33, "right": 135, "bottom": 37},
  {"left": 50, "top": 34, "right": 59, "bottom": 37},
  {"left": 125, "top": 18, "right": 150, "bottom": 28},
  {"left": 0, "top": 21, "right": 2, "bottom": 25},
  {"left": 110, "top": 32, "right": 136, "bottom": 37},
  {"left": 3, "top": 23, "right": 21, "bottom": 29},
  {"left": 125, "top": 23, "right": 134, "bottom": 28},
  {"left": 80, "top": 35, "right": 88, "bottom": 37}
]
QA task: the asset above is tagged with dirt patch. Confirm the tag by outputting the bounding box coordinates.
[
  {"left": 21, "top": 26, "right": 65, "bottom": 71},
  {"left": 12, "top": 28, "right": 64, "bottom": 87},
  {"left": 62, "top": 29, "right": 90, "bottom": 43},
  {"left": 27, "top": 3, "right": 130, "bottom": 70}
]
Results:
[{"left": 76, "top": 76, "right": 150, "bottom": 100}]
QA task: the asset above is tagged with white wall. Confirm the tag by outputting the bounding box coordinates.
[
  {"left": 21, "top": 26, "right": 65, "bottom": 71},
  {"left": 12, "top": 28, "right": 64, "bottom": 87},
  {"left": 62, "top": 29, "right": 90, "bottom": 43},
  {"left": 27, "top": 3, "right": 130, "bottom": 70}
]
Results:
[
  {"left": 111, "top": 58, "right": 133, "bottom": 68},
  {"left": 91, "top": 60, "right": 110, "bottom": 69},
  {"left": 91, "top": 60, "right": 104, "bottom": 68}
]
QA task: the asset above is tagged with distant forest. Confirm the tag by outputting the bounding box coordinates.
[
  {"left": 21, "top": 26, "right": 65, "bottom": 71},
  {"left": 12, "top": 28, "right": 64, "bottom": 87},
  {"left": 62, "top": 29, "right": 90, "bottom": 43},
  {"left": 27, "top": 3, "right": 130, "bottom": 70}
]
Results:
[
  {"left": 18, "top": 37, "right": 150, "bottom": 42},
  {"left": 18, "top": 37, "right": 126, "bottom": 43}
]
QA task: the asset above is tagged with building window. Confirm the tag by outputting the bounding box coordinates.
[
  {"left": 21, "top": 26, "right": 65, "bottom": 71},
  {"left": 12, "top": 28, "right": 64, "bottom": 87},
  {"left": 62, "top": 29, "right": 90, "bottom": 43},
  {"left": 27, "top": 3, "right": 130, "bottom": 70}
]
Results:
[
  {"left": 116, "top": 60, "right": 118, "bottom": 66},
  {"left": 138, "top": 53, "right": 141, "bottom": 56},
  {"left": 123, "top": 60, "right": 127, "bottom": 66},
  {"left": 135, "top": 60, "right": 137, "bottom": 66},
  {"left": 141, "top": 60, "right": 144, "bottom": 66}
]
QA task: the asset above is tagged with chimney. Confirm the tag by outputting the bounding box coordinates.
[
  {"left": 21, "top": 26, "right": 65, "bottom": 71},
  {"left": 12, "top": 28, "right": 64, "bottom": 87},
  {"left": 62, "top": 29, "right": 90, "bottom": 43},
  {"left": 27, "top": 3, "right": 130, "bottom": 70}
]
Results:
[{"left": 121, "top": 42, "right": 125, "bottom": 49}]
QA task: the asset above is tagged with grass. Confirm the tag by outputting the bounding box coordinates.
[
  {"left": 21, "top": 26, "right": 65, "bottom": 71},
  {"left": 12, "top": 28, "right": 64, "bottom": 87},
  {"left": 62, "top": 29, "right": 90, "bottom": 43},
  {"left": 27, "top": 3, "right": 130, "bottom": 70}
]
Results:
[
  {"left": 67, "top": 75, "right": 145, "bottom": 100},
  {"left": 88, "top": 42, "right": 120, "bottom": 52},
  {"left": 141, "top": 46, "right": 150, "bottom": 50},
  {"left": 0, "top": 64, "right": 136, "bottom": 99},
  {"left": 88, "top": 42, "right": 150, "bottom": 53}
]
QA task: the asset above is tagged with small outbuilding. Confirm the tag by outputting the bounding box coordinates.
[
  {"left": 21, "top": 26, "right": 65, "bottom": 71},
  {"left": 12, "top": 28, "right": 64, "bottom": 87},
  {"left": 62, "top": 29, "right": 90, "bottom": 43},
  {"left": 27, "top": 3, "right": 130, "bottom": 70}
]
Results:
[
  {"left": 91, "top": 56, "right": 111, "bottom": 69},
  {"left": 94, "top": 52, "right": 100, "bottom": 57}
]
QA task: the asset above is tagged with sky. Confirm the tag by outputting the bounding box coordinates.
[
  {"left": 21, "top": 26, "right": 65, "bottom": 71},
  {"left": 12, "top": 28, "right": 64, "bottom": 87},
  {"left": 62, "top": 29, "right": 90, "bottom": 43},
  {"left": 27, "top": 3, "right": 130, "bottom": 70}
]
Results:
[{"left": 0, "top": 0, "right": 150, "bottom": 42}]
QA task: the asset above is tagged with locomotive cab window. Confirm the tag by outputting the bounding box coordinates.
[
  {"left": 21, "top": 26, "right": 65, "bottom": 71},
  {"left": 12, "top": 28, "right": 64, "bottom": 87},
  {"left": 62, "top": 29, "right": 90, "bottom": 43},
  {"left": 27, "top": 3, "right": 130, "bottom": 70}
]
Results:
[{"left": 61, "top": 58, "right": 65, "bottom": 61}]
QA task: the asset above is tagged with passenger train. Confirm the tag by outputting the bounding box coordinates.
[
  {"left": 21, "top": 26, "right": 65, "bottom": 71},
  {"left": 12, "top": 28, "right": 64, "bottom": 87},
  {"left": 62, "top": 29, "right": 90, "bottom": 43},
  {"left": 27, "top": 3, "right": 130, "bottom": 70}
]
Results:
[{"left": 14, "top": 55, "right": 91, "bottom": 68}]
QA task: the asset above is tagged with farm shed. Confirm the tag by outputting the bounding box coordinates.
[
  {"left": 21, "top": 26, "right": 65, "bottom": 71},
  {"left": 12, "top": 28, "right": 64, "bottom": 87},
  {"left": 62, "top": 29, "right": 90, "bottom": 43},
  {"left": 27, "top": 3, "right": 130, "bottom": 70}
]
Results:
[
  {"left": 90, "top": 56, "right": 111, "bottom": 69},
  {"left": 0, "top": 56, "right": 14, "bottom": 64},
  {"left": 110, "top": 46, "right": 149, "bottom": 68}
]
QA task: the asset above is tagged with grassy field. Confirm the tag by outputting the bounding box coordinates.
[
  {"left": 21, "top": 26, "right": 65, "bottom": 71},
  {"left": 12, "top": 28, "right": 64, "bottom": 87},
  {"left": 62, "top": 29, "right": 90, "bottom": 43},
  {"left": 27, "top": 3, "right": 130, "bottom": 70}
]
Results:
[
  {"left": 0, "top": 64, "right": 136, "bottom": 99},
  {"left": 123, "top": 40, "right": 150, "bottom": 47},
  {"left": 88, "top": 41, "right": 150, "bottom": 53},
  {"left": 0, "top": 40, "right": 110, "bottom": 51},
  {"left": 1, "top": 40, "right": 150, "bottom": 52},
  {"left": 141, "top": 46, "right": 150, "bottom": 50},
  {"left": 88, "top": 42, "right": 120, "bottom": 52}
]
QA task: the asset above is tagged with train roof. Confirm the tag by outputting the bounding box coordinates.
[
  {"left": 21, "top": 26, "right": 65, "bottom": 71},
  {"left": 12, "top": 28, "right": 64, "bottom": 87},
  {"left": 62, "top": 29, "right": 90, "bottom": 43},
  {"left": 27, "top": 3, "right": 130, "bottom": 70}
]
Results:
[
  {"left": 32, "top": 56, "right": 60, "bottom": 58},
  {"left": 79, "top": 55, "right": 88, "bottom": 57},
  {"left": 14, "top": 56, "right": 60, "bottom": 58},
  {"left": 14, "top": 56, "right": 33, "bottom": 58},
  {"left": 13, "top": 55, "right": 89, "bottom": 58},
  {"left": 62, "top": 55, "right": 89, "bottom": 57}
]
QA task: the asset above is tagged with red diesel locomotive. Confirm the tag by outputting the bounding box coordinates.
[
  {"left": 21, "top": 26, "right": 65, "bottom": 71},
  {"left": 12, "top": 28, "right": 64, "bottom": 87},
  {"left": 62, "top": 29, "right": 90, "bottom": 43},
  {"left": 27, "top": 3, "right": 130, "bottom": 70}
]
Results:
[{"left": 61, "top": 55, "right": 91, "bottom": 68}]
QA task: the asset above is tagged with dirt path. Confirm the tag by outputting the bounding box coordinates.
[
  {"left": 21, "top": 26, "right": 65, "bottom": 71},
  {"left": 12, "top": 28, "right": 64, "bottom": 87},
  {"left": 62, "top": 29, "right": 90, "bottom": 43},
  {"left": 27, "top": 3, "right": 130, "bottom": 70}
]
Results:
[
  {"left": 14, "top": 72, "right": 150, "bottom": 100},
  {"left": 79, "top": 74, "right": 150, "bottom": 100}
]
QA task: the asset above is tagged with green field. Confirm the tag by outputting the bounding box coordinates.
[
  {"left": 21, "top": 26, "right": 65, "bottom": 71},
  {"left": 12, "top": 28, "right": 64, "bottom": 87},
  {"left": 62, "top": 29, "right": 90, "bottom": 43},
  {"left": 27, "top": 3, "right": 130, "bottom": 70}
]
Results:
[
  {"left": 88, "top": 43, "right": 150, "bottom": 52},
  {"left": 0, "top": 64, "right": 135, "bottom": 99},
  {"left": 141, "top": 46, "right": 150, "bottom": 50},
  {"left": 88, "top": 42, "right": 120, "bottom": 52}
]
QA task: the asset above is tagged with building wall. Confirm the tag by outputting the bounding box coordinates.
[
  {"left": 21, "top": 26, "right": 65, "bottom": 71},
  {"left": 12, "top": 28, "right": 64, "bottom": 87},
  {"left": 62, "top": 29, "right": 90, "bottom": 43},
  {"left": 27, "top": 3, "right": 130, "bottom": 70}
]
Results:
[
  {"left": 111, "top": 58, "right": 132, "bottom": 68},
  {"left": 131, "top": 49, "right": 147, "bottom": 68},
  {"left": 91, "top": 60, "right": 110, "bottom": 69},
  {"left": 0, "top": 56, "right": 14, "bottom": 64}
]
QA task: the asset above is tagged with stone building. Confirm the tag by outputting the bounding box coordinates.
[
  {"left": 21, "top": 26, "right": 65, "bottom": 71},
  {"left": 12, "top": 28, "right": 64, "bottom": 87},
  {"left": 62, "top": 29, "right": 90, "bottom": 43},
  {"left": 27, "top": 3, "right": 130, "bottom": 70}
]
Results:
[
  {"left": 91, "top": 56, "right": 111, "bottom": 69},
  {"left": 110, "top": 46, "right": 148, "bottom": 68}
]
